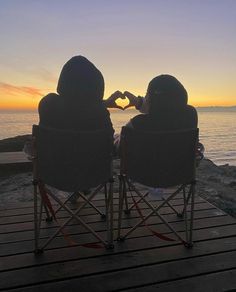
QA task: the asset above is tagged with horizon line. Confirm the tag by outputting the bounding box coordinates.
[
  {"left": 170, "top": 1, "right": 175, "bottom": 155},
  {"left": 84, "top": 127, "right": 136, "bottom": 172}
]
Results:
[{"left": 0, "top": 105, "right": 236, "bottom": 112}]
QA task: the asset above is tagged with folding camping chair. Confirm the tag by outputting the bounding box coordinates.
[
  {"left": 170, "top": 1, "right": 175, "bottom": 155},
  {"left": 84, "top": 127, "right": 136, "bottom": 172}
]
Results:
[
  {"left": 117, "top": 127, "right": 199, "bottom": 247},
  {"left": 32, "top": 125, "right": 114, "bottom": 253}
]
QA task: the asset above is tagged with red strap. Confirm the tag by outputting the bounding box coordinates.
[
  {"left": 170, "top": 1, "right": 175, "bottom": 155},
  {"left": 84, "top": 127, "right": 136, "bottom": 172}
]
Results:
[
  {"left": 38, "top": 182, "right": 56, "bottom": 220},
  {"left": 83, "top": 243, "right": 104, "bottom": 249},
  {"left": 130, "top": 190, "right": 176, "bottom": 242}
]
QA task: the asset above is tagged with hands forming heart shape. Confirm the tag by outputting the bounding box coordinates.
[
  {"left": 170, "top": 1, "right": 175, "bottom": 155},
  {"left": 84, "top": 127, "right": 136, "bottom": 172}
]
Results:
[{"left": 105, "top": 90, "right": 139, "bottom": 110}]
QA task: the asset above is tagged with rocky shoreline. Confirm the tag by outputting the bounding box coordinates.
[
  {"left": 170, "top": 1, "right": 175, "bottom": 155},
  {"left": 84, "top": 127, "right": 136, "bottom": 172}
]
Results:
[
  {"left": 0, "top": 135, "right": 236, "bottom": 217},
  {"left": 196, "top": 159, "right": 236, "bottom": 217},
  {"left": 0, "top": 135, "right": 31, "bottom": 152}
]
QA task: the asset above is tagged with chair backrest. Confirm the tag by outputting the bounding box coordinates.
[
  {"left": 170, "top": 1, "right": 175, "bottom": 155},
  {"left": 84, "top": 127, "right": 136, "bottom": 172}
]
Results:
[
  {"left": 120, "top": 127, "right": 199, "bottom": 188},
  {"left": 32, "top": 125, "right": 113, "bottom": 192}
]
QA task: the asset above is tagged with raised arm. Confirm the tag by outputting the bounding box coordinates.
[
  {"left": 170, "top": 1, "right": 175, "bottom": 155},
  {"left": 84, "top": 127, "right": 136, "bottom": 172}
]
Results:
[
  {"left": 123, "top": 91, "right": 148, "bottom": 113},
  {"left": 103, "top": 91, "right": 125, "bottom": 110}
]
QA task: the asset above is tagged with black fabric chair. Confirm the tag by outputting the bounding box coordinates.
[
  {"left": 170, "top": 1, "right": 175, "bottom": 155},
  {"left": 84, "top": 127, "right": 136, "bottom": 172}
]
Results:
[
  {"left": 117, "top": 126, "right": 199, "bottom": 247},
  {"left": 32, "top": 125, "right": 114, "bottom": 253}
]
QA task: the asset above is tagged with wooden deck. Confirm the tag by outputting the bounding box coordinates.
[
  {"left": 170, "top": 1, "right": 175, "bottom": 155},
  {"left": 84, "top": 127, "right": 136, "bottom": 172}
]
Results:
[
  {"left": 0, "top": 152, "right": 31, "bottom": 176},
  {"left": 0, "top": 192, "right": 236, "bottom": 291},
  {"left": 0, "top": 152, "right": 29, "bottom": 165}
]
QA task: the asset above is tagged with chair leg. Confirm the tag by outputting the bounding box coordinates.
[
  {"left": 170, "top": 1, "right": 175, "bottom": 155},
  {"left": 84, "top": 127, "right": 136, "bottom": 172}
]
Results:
[
  {"left": 117, "top": 178, "right": 196, "bottom": 247},
  {"left": 121, "top": 181, "right": 185, "bottom": 240},
  {"left": 33, "top": 182, "right": 44, "bottom": 254},
  {"left": 127, "top": 191, "right": 149, "bottom": 213},
  {"left": 161, "top": 185, "right": 185, "bottom": 217},
  {"left": 105, "top": 183, "right": 110, "bottom": 245},
  {"left": 182, "top": 186, "right": 189, "bottom": 242},
  {"left": 34, "top": 180, "right": 114, "bottom": 251},
  {"left": 40, "top": 185, "right": 110, "bottom": 250},
  {"left": 117, "top": 175, "right": 125, "bottom": 240},
  {"left": 54, "top": 193, "right": 75, "bottom": 215},
  {"left": 54, "top": 188, "right": 106, "bottom": 218},
  {"left": 41, "top": 194, "right": 108, "bottom": 249},
  {"left": 33, "top": 182, "right": 39, "bottom": 253},
  {"left": 188, "top": 183, "right": 195, "bottom": 247},
  {"left": 77, "top": 191, "right": 106, "bottom": 218},
  {"left": 123, "top": 177, "right": 130, "bottom": 215},
  {"left": 107, "top": 179, "right": 114, "bottom": 249},
  {"left": 179, "top": 185, "right": 192, "bottom": 217},
  {"left": 43, "top": 203, "right": 53, "bottom": 222}
]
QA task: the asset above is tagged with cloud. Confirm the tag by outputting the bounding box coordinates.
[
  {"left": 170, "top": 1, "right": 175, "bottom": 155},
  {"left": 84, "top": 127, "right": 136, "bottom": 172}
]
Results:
[
  {"left": 0, "top": 82, "right": 43, "bottom": 98},
  {"left": 36, "top": 68, "right": 57, "bottom": 83}
]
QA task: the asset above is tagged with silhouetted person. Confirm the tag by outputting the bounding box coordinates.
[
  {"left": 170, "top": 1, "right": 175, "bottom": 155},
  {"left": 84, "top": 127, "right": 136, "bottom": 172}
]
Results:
[
  {"left": 39, "top": 55, "right": 121, "bottom": 135},
  {"left": 123, "top": 74, "right": 197, "bottom": 131}
]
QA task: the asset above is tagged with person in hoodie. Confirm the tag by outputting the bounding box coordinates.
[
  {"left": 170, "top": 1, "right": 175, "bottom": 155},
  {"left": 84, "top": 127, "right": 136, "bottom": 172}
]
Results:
[
  {"left": 38, "top": 55, "right": 121, "bottom": 134},
  {"left": 122, "top": 74, "right": 197, "bottom": 131},
  {"left": 114, "top": 75, "right": 204, "bottom": 160}
]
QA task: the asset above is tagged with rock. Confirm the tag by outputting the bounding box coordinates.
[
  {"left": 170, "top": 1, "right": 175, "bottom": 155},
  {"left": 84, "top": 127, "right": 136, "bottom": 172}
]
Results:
[
  {"left": 196, "top": 159, "right": 236, "bottom": 217},
  {"left": 0, "top": 135, "right": 31, "bottom": 152}
]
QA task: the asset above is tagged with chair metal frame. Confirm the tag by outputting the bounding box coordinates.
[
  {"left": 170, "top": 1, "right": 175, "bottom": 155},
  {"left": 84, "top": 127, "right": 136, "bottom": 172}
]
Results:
[
  {"left": 32, "top": 125, "right": 114, "bottom": 253},
  {"left": 117, "top": 127, "right": 198, "bottom": 248}
]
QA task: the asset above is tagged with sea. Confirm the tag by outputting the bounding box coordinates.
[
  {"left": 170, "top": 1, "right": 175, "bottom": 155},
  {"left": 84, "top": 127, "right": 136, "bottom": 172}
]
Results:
[{"left": 0, "top": 108, "right": 235, "bottom": 166}]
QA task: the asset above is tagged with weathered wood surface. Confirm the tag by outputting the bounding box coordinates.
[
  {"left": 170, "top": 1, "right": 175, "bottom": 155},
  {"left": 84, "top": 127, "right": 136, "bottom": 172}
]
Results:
[
  {"left": 0, "top": 151, "right": 31, "bottom": 175},
  {"left": 0, "top": 192, "right": 235, "bottom": 291},
  {"left": 0, "top": 151, "right": 29, "bottom": 164}
]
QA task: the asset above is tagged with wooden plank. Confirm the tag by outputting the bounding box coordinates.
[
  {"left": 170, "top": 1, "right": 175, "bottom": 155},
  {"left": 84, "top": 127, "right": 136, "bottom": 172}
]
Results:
[
  {"left": 0, "top": 201, "right": 221, "bottom": 225},
  {"left": 0, "top": 191, "right": 205, "bottom": 211},
  {"left": 0, "top": 201, "right": 213, "bottom": 225},
  {"left": 0, "top": 217, "right": 235, "bottom": 257},
  {"left": 0, "top": 196, "right": 205, "bottom": 217},
  {"left": 0, "top": 213, "right": 234, "bottom": 245},
  {"left": 5, "top": 269, "right": 236, "bottom": 292},
  {"left": 2, "top": 198, "right": 204, "bottom": 220},
  {"left": 0, "top": 190, "right": 235, "bottom": 291},
  {"left": 125, "top": 269, "right": 236, "bottom": 292},
  {"left": 0, "top": 152, "right": 29, "bottom": 164},
  {"left": 0, "top": 152, "right": 32, "bottom": 176},
  {"left": 0, "top": 246, "right": 235, "bottom": 291},
  {"left": 1, "top": 224, "right": 236, "bottom": 272},
  {"left": 0, "top": 206, "right": 226, "bottom": 240}
]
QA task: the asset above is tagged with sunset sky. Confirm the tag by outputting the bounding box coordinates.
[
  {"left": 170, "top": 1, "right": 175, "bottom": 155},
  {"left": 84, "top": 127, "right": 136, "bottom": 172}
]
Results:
[{"left": 0, "top": 0, "right": 235, "bottom": 110}]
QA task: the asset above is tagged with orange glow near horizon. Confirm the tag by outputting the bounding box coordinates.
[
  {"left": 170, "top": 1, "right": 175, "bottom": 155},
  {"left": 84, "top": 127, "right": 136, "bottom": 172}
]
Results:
[
  {"left": 0, "top": 82, "right": 235, "bottom": 110},
  {"left": 0, "top": 93, "right": 235, "bottom": 111},
  {"left": 0, "top": 94, "right": 41, "bottom": 111},
  {"left": 1, "top": 100, "right": 235, "bottom": 111}
]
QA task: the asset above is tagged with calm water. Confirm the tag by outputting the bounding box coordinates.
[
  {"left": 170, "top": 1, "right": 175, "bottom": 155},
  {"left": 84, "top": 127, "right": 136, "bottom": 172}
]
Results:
[{"left": 0, "top": 109, "right": 235, "bottom": 166}]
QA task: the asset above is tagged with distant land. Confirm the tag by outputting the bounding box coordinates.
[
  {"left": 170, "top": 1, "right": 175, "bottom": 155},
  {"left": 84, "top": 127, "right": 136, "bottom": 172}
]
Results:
[
  {"left": 0, "top": 105, "right": 236, "bottom": 113},
  {"left": 196, "top": 106, "right": 236, "bottom": 112}
]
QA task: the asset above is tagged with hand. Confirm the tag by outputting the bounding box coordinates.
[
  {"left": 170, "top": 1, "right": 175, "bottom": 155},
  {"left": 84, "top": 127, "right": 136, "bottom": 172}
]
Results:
[
  {"left": 123, "top": 91, "right": 139, "bottom": 109},
  {"left": 104, "top": 91, "right": 125, "bottom": 110}
]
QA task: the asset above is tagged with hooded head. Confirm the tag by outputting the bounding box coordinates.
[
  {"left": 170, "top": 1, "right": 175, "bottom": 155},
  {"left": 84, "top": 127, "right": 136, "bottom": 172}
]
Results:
[
  {"left": 146, "top": 75, "right": 188, "bottom": 115},
  {"left": 57, "top": 56, "right": 105, "bottom": 104}
]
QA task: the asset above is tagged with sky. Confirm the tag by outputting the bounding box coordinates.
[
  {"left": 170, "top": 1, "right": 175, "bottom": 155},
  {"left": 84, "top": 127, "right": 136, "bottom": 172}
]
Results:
[{"left": 0, "top": 0, "right": 235, "bottom": 110}]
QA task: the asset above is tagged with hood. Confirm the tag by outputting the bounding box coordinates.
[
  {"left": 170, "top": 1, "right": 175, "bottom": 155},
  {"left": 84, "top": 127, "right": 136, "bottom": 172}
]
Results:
[
  {"left": 57, "top": 56, "right": 104, "bottom": 104},
  {"left": 147, "top": 75, "right": 188, "bottom": 114}
]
